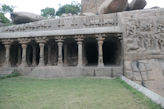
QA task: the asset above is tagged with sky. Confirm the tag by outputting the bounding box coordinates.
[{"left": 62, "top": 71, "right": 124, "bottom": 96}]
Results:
[{"left": 0, "top": 0, "right": 164, "bottom": 15}]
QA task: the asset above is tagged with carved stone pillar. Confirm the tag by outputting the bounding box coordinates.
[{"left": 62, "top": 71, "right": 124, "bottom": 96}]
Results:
[
  {"left": 32, "top": 45, "right": 37, "bottom": 66},
  {"left": 47, "top": 44, "right": 51, "bottom": 65},
  {"left": 64, "top": 44, "right": 68, "bottom": 66},
  {"left": 2, "top": 39, "right": 13, "bottom": 67},
  {"left": 17, "top": 46, "right": 22, "bottom": 65},
  {"left": 96, "top": 34, "right": 105, "bottom": 67},
  {"left": 4, "top": 44, "right": 11, "bottom": 67},
  {"left": 19, "top": 38, "right": 30, "bottom": 67},
  {"left": 56, "top": 36, "right": 64, "bottom": 66},
  {"left": 35, "top": 37, "right": 47, "bottom": 66},
  {"left": 75, "top": 36, "right": 83, "bottom": 67},
  {"left": 21, "top": 44, "right": 27, "bottom": 66},
  {"left": 38, "top": 43, "right": 45, "bottom": 66}
]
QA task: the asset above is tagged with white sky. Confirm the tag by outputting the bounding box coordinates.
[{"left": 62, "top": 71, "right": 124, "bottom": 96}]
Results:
[{"left": 0, "top": 0, "right": 164, "bottom": 15}]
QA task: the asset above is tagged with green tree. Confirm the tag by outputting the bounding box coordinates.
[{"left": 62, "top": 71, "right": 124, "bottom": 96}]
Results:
[
  {"left": 0, "top": 4, "right": 14, "bottom": 25},
  {"left": 0, "top": 4, "right": 14, "bottom": 14},
  {"left": 41, "top": 7, "right": 55, "bottom": 18},
  {"left": 0, "top": 13, "right": 10, "bottom": 25},
  {"left": 56, "top": 1, "right": 81, "bottom": 16}
]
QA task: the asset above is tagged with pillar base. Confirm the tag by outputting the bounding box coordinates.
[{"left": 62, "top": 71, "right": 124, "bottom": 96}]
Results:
[
  {"left": 38, "top": 63, "right": 44, "bottom": 67},
  {"left": 98, "top": 63, "right": 104, "bottom": 68},
  {"left": 77, "top": 64, "right": 83, "bottom": 68},
  {"left": 20, "top": 63, "right": 27, "bottom": 67}
]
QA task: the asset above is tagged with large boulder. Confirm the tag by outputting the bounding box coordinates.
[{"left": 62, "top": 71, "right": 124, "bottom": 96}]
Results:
[
  {"left": 11, "top": 12, "right": 45, "bottom": 24},
  {"left": 81, "top": 0, "right": 105, "bottom": 14},
  {"left": 81, "top": 12, "right": 96, "bottom": 16},
  {"left": 98, "top": 0, "right": 128, "bottom": 14},
  {"left": 128, "top": 0, "right": 147, "bottom": 10}
]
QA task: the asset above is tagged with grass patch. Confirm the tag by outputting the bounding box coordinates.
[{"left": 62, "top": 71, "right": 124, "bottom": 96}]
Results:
[{"left": 0, "top": 77, "right": 162, "bottom": 109}]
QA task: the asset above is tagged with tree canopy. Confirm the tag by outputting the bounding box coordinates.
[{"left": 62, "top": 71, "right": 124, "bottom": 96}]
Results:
[
  {"left": 41, "top": 7, "right": 55, "bottom": 18},
  {"left": 0, "top": 13, "right": 10, "bottom": 24},
  {"left": 0, "top": 4, "right": 14, "bottom": 14},
  {"left": 0, "top": 4, "right": 14, "bottom": 25},
  {"left": 56, "top": 1, "right": 81, "bottom": 16}
]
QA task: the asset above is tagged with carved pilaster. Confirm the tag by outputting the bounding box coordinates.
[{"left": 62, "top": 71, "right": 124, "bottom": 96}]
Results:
[
  {"left": 75, "top": 35, "right": 84, "bottom": 67},
  {"left": 18, "top": 38, "right": 31, "bottom": 67},
  {"left": 96, "top": 34, "right": 105, "bottom": 67},
  {"left": 47, "top": 44, "right": 51, "bottom": 66},
  {"left": 38, "top": 43, "right": 45, "bottom": 66},
  {"left": 35, "top": 37, "right": 47, "bottom": 66},
  {"left": 32, "top": 45, "right": 37, "bottom": 66},
  {"left": 55, "top": 36, "right": 64, "bottom": 66},
  {"left": 2, "top": 39, "right": 13, "bottom": 67}
]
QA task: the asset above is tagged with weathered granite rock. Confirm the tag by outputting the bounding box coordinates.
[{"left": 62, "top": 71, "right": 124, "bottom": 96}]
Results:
[
  {"left": 81, "top": 0, "right": 105, "bottom": 14},
  {"left": 81, "top": 0, "right": 128, "bottom": 14},
  {"left": 81, "top": 12, "right": 96, "bottom": 16},
  {"left": 98, "top": 0, "right": 128, "bottom": 14},
  {"left": 11, "top": 12, "right": 45, "bottom": 24},
  {"left": 128, "top": 0, "right": 147, "bottom": 10}
]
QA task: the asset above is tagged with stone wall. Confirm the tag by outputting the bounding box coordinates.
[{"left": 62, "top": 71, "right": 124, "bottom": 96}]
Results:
[{"left": 118, "top": 8, "right": 164, "bottom": 82}]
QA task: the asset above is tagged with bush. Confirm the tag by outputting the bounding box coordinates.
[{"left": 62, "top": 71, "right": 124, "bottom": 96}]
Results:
[{"left": 0, "top": 71, "right": 21, "bottom": 79}]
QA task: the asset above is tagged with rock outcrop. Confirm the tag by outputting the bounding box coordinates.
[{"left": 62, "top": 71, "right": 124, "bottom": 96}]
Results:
[
  {"left": 128, "top": 0, "right": 147, "bottom": 10},
  {"left": 81, "top": 0, "right": 147, "bottom": 15},
  {"left": 11, "top": 12, "right": 45, "bottom": 24},
  {"left": 98, "top": 0, "right": 128, "bottom": 14}
]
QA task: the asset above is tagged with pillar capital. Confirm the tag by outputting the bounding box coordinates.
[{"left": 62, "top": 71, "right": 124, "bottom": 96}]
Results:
[
  {"left": 35, "top": 37, "right": 47, "bottom": 44},
  {"left": 55, "top": 36, "right": 64, "bottom": 42},
  {"left": 2, "top": 39, "right": 13, "bottom": 45},
  {"left": 4, "top": 44, "right": 10, "bottom": 48},
  {"left": 21, "top": 43, "right": 27, "bottom": 49},
  {"left": 39, "top": 42, "right": 45, "bottom": 47},
  {"left": 18, "top": 38, "right": 31, "bottom": 44},
  {"left": 96, "top": 34, "right": 106, "bottom": 40},
  {"left": 75, "top": 35, "right": 84, "bottom": 41}
]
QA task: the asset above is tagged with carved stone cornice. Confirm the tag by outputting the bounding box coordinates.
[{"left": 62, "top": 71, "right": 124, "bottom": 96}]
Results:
[{"left": 0, "top": 14, "right": 117, "bottom": 33}]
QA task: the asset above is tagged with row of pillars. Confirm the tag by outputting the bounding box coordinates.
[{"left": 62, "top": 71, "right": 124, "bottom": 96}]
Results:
[{"left": 2, "top": 35, "right": 105, "bottom": 67}]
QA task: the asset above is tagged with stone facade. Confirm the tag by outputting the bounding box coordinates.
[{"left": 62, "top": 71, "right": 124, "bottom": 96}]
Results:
[{"left": 0, "top": 8, "right": 164, "bottom": 96}]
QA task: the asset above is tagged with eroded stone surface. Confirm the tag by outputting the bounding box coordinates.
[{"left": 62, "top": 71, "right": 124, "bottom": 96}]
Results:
[
  {"left": 11, "top": 12, "right": 45, "bottom": 24},
  {"left": 81, "top": 0, "right": 147, "bottom": 15},
  {"left": 98, "top": 0, "right": 128, "bottom": 14},
  {"left": 128, "top": 0, "right": 147, "bottom": 10}
]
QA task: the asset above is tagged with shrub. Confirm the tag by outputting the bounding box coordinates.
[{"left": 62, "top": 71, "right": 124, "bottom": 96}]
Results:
[{"left": 0, "top": 70, "right": 21, "bottom": 79}]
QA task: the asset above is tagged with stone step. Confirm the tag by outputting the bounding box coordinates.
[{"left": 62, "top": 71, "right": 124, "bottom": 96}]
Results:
[
  {"left": 27, "top": 66, "right": 123, "bottom": 78},
  {"left": 0, "top": 68, "right": 14, "bottom": 76}
]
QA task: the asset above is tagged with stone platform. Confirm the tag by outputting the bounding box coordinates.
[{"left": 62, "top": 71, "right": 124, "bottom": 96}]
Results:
[{"left": 26, "top": 66, "right": 123, "bottom": 78}]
